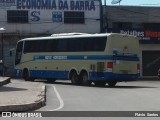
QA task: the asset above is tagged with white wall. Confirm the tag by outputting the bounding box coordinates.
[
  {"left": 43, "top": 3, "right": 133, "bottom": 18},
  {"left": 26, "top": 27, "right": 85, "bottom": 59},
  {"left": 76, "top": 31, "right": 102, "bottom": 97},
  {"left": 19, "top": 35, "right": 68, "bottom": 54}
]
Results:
[{"left": 0, "top": 0, "right": 101, "bottom": 34}]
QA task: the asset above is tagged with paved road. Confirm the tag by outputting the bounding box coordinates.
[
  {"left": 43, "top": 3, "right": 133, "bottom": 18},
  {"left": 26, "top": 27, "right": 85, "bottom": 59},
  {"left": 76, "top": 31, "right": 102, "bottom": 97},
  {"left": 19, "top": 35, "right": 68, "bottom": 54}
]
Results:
[
  {"left": 1, "top": 79, "right": 160, "bottom": 119},
  {"left": 37, "top": 80, "right": 160, "bottom": 112}
]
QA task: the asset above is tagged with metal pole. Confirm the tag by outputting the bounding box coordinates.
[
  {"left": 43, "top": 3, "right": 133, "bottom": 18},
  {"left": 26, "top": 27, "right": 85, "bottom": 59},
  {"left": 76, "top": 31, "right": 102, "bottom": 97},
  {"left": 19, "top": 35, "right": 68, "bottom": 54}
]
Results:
[
  {"left": 1, "top": 33, "right": 4, "bottom": 76},
  {"left": 0, "top": 28, "right": 5, "bottom": 76}
]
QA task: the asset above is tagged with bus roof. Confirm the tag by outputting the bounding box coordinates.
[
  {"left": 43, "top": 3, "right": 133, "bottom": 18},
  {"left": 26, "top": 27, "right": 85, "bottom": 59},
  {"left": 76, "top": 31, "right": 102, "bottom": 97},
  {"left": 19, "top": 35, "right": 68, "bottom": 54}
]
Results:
[{"left": 19, "top": 33, "right": 136, "bottom": 42}]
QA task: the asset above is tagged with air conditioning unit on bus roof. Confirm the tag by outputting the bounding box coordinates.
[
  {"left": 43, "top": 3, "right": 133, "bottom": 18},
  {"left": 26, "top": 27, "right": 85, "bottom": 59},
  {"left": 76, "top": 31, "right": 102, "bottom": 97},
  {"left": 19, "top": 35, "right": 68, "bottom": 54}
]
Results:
[{"left": 51, "top": 32, "right": 90, "bottom": 37}]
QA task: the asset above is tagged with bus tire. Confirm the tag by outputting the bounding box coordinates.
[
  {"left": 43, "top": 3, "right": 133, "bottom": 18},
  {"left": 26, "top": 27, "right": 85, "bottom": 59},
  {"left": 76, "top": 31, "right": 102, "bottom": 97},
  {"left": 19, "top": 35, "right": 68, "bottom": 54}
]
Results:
[
  {"left": 94, "top": 81, "right": 106, "bottom": 87},
  {"left": 47, "top": 78, "right": 56, "bottom": 83},
  {"left": 23, "top": 69, "right": 33, "bottom": 81},
  {"left": 108, "top": 81, "right": 117, "bottom": 87},
  {"left": 70, "top": 71, "right": 80, "bottom": 85},
  {"left": 80, "top": 72, "right": 91, "bottom": 86}
]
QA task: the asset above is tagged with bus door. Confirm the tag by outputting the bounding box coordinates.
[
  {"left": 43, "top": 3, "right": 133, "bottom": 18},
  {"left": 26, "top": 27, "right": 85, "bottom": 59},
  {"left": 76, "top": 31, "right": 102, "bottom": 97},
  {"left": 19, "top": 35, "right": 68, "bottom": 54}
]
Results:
[{"left": 15, "top": 41, "right": 23, "bottom": 65}]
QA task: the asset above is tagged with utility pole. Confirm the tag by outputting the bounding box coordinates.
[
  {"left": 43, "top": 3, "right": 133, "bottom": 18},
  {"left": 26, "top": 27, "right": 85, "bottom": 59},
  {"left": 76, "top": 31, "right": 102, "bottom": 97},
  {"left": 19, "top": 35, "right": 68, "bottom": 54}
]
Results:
[{"left": 0, "top": 28, "right": 6, "bottom": 76}]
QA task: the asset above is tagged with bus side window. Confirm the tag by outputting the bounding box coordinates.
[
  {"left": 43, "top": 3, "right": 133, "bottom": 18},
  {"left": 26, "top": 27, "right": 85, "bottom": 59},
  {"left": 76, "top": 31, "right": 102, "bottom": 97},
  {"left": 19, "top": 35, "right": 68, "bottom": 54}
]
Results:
[
  {"left": 30, "top": 43, "right": 36, "bottom": 52},
  {"left": 24, "top": 41, "right": 30, "bottom": 53},
  {"left": 57, "top": 39, "right": 67, "bottom": 52},
  {"left": 67, "top": 39, "right": 74, "bottom": 52},
  {"left": 46, "top": 40, "right": 53, "bottom": 52},
  {"left": 93, "top": 38, "right": 99, "bottom": 51}
]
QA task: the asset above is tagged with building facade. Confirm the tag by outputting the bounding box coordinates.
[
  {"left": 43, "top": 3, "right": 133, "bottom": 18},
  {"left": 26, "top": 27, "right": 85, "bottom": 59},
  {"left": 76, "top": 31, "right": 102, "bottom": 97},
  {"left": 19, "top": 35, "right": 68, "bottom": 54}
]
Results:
[
  {"left": 0, "top": 0, "right": 102, "bottom": 76},
  {"left": 104, "top": 5, "right": 160, "bottom": 77},
  {"left": 0, "top": 0, "right": 102, "bottom": 34}
]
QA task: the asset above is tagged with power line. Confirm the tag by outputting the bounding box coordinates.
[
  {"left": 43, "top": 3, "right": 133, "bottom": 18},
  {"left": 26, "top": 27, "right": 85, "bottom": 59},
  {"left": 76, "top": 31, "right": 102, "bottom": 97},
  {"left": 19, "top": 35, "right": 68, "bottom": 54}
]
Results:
[{"left": 139, "top": 3, "right": 160, "bottom": 6}]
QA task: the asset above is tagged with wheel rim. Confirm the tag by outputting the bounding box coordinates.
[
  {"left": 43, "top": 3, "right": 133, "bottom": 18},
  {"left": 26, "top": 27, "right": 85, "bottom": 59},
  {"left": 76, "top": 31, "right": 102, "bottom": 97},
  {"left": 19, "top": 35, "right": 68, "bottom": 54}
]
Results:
[
  {"left": 81, "top": 72, "right": 91, "bottom": 86},
  {"left": 71, "top": 72, "right": 78, "bottom": 85}
]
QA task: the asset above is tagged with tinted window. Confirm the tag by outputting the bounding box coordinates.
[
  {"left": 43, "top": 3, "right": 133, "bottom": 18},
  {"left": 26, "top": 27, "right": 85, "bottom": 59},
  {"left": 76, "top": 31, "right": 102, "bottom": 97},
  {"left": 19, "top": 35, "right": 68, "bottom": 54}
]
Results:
[
  {"left": 24, "top": 40, "right": 58, "bottom": 53},
  {"left": 64, "top": 11, "right": 85, "bottom": 24},
  {"left": 23, "top": 37, "right": 107, "bottom": 53},
  {"left": 64, "top": 37, "right": 107, "bottom": 52},
  {"left": 7, "top": 10, "right": 28, "bottom": 23}
]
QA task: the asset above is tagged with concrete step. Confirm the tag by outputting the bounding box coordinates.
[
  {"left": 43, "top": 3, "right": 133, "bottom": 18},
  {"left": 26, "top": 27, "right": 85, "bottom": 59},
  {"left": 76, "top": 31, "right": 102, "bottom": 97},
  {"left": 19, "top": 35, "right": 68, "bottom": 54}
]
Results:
[{"left": 0, "top": 77, "right": 11, "bottom": 87}]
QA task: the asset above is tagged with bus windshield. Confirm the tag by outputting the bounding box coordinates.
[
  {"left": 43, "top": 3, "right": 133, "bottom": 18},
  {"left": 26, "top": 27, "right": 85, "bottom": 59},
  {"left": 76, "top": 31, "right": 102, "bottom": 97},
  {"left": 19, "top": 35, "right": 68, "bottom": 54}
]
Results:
[{"left": 15, "top": 41, "right": 23, "bottom": 65}]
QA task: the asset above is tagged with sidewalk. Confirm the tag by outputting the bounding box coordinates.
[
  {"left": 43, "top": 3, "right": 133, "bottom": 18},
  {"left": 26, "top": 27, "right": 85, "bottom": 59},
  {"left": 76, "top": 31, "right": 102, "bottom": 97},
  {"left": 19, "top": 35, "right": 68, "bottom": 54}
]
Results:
[
  {"left": 0, "top": 77, "right": 11, "bottom": 86},
  {"left": 0, "top": 78, "right": 45, "bottom": 112}
]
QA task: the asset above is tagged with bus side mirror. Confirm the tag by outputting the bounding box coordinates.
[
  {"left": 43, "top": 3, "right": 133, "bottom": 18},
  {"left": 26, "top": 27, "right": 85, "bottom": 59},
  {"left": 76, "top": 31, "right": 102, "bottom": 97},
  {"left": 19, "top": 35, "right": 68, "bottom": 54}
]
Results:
[{"left": 9, "top": 48, "right": 15, "bottom": 57}]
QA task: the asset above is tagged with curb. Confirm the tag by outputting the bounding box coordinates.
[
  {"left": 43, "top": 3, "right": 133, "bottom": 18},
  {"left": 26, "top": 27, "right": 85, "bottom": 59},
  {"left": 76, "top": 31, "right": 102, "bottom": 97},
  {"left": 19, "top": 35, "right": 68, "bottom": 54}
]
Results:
[
  {"left": 0, "top": 77, "right": 11, "bottom": 87},
  {"left": 0, "top": 85, "right": 46, "bottom": 112}
]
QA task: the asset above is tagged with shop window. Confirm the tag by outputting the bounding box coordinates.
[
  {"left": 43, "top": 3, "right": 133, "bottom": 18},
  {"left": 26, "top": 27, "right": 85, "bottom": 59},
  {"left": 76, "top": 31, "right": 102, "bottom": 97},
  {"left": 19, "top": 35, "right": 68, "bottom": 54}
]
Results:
[
  {"left": 132, "top": 23, "right": 143, "bottom": 29},
  {"left": 113, "top": 22, "right": 132, "bottom": 29},
  {"left": 143, "top": 23, "right": 160, "bottom": 30},
  {"left": 64, "top": 11, "right": 85, "bottom": 24},
  {"left": 7, "top": 10, "right": 28, "bottom": 23}
]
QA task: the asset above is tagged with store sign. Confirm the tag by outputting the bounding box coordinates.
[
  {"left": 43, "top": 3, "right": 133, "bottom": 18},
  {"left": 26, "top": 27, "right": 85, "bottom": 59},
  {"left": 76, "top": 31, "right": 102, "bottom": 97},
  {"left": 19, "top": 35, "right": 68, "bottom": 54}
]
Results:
[
  {"left": 120, "top": 30, "right": 144, "bottom": 37},
  {"left": 16, "top": 0, "right": 96, "bottom": 11},
  {"left": 52, "top": 12, "right": 62, "bottom": 22},
  {"left": 31, "top": 11, "right": 40, "bottom": 21},
  {"left": 108, "top": 29, "right": 160, "bottom": 42},
  {"left": 0, "top": 0, "right": 15, "bottom": 7}
]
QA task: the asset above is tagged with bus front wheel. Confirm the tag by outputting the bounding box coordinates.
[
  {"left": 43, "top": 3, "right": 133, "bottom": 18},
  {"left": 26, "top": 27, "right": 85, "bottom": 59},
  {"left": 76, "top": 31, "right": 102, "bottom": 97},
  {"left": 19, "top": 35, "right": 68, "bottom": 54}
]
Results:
[
  {"left": 23, "top": 69, "right": 34, "bottom": 81},
  {"left": 70, "top": 71, "right": 80, "bottom": 85},
  {"left": 80, "top": 72, "right": 91, "bottom": 86}
]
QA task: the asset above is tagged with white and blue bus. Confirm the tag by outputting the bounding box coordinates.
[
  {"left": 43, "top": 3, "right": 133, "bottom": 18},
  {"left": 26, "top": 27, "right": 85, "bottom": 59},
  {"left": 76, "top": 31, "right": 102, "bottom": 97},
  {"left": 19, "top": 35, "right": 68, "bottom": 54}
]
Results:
[{"left": 14, "top": 33, "right": 140, "bottom": 87}]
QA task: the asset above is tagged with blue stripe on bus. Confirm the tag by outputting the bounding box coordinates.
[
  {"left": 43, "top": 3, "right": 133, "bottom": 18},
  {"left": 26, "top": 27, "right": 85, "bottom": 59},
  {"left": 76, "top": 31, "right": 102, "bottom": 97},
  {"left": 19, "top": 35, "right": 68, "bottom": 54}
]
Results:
[
  {"left": 30, "top": 70, "right": 68, "bottom": 79},
  {"left": 15, "top": 69, "right": 139, "bottom": 81},
  {"left": 33, "top": 55, "right": 139, "bottom": 61},
  {"left": 90, "top": 72, "right": 140, "bottom": 81}
]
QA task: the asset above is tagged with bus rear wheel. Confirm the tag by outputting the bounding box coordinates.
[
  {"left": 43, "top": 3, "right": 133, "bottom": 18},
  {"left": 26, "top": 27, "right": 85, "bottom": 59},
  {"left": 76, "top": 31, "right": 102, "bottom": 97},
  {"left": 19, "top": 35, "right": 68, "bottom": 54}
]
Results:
[
  {"left": 80, "top": 72, "right": 91, "bottom": 86},
  {"left": 108, "top": 81, "right": 117, "bottom": 87},
  {"left": 47, "top": 78, "right": 56, "bottom": 83},
  {"left": 70, "top": 71, "right": 81, "bottom": 85}
]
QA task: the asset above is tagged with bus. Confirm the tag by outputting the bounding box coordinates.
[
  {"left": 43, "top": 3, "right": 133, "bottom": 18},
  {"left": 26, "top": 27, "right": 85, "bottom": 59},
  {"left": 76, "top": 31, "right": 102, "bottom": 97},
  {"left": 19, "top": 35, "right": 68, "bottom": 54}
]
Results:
[{"left": 14, "top": 33, "right": 140, "bottom": 87}]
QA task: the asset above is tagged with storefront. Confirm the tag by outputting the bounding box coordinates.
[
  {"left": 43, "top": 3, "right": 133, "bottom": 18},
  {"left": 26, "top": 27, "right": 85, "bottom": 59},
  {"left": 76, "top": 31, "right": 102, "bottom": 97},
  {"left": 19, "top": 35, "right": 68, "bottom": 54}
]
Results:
[
  {"left": 104, "top": 5, "right": 160, "bottom": 76},
  {"left": 107, "top": 28, "right": 160, "bottom": 77}
]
